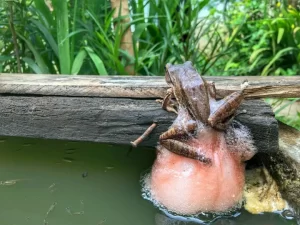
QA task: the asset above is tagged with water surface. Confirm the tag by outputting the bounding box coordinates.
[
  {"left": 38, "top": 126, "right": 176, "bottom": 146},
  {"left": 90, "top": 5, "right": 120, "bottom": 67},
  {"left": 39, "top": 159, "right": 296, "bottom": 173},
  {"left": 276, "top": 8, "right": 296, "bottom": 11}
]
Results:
[{"left": 0, "top": 137, "right": 297, "bottom": 225}]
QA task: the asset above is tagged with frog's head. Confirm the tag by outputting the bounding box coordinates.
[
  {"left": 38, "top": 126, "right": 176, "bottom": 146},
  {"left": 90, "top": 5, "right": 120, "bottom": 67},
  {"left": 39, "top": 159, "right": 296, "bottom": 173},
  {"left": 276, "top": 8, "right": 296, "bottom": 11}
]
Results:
[{"left": 164, "top": 62, "right": 193, "bottom": 86}]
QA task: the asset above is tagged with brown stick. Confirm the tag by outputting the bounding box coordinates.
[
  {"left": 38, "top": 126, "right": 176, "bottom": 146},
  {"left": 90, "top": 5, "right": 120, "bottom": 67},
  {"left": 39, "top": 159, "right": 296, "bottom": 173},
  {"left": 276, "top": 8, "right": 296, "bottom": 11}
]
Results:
[{"left": 130, "top": 123, "right": 157, "bottom": 147}]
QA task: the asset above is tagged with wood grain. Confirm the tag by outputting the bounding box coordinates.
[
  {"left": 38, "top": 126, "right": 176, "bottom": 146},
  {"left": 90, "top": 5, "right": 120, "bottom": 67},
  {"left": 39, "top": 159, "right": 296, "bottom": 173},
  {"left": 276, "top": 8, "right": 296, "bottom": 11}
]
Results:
[
  {"left": 0, "top": 74, "right": 299, "bottom": 98},
  {"left": 0, "top": 96, "right": 278, "bottom": 153}
]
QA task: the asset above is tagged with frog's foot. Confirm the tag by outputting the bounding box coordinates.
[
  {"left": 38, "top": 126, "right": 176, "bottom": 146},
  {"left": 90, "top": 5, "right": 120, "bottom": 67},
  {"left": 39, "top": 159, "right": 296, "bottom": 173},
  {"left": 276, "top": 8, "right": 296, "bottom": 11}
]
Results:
[
  {"left": 160, "top": 139, "right": 212, "bottom": 164},
  {"left": 159, "top": 121, "right": 197, "bottom": 140},
  {"left": 156, "top": 99, "right": 178, "bottom": 114},
  {"left": 211, "top": 121, "right": 230, "bottom": 131},
  {"left": 211, "top": 109, "right": 247, "bottom": 131},
  {"left": 241, "top": 79, "right": 249, "bottom": 90},
  {"left": 130, "top": 123, "right": 157, "bottom": 147}
]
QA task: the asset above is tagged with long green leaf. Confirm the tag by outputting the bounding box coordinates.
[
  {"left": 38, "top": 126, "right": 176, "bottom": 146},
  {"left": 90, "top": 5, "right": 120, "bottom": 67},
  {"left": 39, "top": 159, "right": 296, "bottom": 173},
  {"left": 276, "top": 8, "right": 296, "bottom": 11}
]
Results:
[
  {"left": 249, "top": 54, "right": 264, "bottom": 71},
  {"left": 17, "top": 33, "right": 49, "bottom": 74},
  {"left": 84, "top": 47, "right": 108, "bottom": 75},
  {"left": 0, "top": 55, "right": 12, "bottom": 61},
  {"left": 70, "top": 0, "right": 78, "bottom": 65},
  {"left": 274, "top": 98, "right": 299, "bottom": 114},
  {"left": 262, "top": 47, "right": 296, "bottom": 76},
  {"left": 33, "top": 0, "right": 54, "bottom": 28},
  {"left": 249, "top": 48, "right": 270, "bottom": 63},
  {"left": 277, "top": 28, "right": 284, "bottom": 44},
  {"left": 71, "top": 49, "right": 87, "bottom": 75},
  {"left": 22, "top": 57, "right": 43, "bottom": 74},
  {"left": 133, "top": 23, "right": 148, "bottom": 42},
  {"left": 52, "top": 0, "right": 70, "bottom": 74},
  {"left": 60, "top": 29, "right": 87, "bottom": 45},
  {"left": 30, "top": 19, "right": 58, "bottom": 57}
]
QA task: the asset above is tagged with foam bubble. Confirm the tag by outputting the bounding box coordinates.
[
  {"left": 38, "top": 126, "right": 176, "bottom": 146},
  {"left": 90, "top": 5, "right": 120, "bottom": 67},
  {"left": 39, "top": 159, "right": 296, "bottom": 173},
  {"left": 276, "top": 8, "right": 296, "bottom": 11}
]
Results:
[{"left": 225, "top": 121, "right": 257, "bottom": 161}]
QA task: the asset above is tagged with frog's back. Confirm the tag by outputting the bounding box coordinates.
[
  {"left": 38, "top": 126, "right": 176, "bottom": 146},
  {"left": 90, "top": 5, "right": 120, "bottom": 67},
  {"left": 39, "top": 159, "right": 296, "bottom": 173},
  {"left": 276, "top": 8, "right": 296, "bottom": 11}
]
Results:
[{"left": 180, "top": 63, "right": 211, "bottom": 123}]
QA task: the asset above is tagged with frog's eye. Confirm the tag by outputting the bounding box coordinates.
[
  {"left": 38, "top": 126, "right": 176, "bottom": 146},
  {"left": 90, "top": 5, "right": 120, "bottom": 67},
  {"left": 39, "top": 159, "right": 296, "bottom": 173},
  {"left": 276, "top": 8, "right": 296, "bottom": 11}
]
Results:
[
  {"left": 165, "top": 71, "right": 172, "bottom": 83},
  {"left": 186, "top": 61, "right": 193, "bottom": 66},
  {"left": 165, "top": 63, "right": 172, "bottom": 71}
]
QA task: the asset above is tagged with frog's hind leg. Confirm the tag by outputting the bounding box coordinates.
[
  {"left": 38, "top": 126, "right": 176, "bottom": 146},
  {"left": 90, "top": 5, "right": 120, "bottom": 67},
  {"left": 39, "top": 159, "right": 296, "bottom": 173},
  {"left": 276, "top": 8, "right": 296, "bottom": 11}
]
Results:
[
  {"left": 208, "top": 87, "right": 247, "bottom": 130},
  {"left": 160, "top": 139, "right": 211, "bottom": 165}
]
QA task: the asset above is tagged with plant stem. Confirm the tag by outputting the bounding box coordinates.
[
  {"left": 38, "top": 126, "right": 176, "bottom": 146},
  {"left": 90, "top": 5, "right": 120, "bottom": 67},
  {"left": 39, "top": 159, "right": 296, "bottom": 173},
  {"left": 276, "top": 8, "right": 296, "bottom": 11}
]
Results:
[
  {"left": 8, "top": 2, "right": 21, "bottom": 73},
  {"left": 70, "top": 0, "right": 78, "bottom": 65},
  {"left": 53, "top": 0, "right": 71, "bottom": 74}
]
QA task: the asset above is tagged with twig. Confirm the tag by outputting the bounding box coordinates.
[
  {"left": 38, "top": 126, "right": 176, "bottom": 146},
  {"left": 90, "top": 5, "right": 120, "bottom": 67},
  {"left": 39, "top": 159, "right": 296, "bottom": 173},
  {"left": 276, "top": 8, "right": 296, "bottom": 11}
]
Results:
[{"left": 130, "top": 123, "right": 157, "bottom": 147}]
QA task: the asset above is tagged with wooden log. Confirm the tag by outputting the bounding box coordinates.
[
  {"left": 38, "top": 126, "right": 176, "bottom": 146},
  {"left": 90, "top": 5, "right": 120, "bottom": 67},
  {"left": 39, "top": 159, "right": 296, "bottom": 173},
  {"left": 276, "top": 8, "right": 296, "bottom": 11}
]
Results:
[
  {"left": 0, "top": 95, "right": 278, "bottom": 153},
  {"left": 0, "top": 74, "right": 299, "bottom": 98}
]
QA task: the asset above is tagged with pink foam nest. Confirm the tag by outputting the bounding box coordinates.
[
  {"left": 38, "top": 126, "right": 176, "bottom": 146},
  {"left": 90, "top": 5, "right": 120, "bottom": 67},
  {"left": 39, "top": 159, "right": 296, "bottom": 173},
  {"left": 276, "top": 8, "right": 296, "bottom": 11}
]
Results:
[{"left": 148, "top": 129, "right": 252, "bottom": 215}]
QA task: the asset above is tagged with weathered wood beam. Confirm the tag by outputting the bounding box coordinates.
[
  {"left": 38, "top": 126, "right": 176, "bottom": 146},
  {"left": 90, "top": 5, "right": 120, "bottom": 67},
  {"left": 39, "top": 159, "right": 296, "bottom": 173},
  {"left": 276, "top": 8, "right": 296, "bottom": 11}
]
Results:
[
  {"left": 0, "top": 74, "right": 299, "bottom": 98},
  {"left": 0, "top": 95, "right": 278, "bottom": 153}
]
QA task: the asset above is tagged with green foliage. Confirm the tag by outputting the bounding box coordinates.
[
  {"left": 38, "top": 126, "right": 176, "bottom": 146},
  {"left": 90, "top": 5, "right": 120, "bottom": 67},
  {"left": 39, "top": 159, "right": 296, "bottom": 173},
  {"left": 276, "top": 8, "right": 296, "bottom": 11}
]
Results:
[
  {"left": 265, "top": 98, "right": 300, "bottom": 130},
  {"left": 78, "top": 8, "right": 131, "bottom": 75},
  {"left": 129, "top": 0, "right": 243, "bottom": 75},
  {"left": 0, "top": 0, "right": 237, "bottom": 75},
  {"left": 2, "top": 0, "right": 300, "bottom": 76},
  {"left": 211, "top": 0, "right": 300, "bottom": 76},
  {"left": 72, "top": 0, "right": 234, "bottom": 75},
  {"left": 0, "top": 0, "right": 109, "bottom": 74},
  {"left": 130, "top": 0, "right": 213, "bottom": 74}
]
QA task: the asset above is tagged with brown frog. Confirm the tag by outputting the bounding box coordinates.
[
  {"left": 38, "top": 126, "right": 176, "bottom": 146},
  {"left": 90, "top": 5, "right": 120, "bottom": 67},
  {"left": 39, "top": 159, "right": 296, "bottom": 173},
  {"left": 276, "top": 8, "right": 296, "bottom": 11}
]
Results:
[{"left": 158, "top": 61, "right": 248, "bottom": 162}]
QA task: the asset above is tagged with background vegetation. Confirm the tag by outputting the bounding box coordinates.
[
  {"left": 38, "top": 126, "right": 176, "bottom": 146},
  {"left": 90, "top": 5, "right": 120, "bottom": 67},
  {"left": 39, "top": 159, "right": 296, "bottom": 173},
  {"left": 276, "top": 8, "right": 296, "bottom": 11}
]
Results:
[{"left": 0, "top": 0, "right": 299, "bottom": 129}]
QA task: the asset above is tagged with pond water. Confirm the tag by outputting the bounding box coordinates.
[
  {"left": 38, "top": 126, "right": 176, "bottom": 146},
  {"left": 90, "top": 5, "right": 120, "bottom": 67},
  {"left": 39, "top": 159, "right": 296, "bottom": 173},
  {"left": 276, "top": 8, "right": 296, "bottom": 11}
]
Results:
[{"left": 0, "top": 137, "right": 298, "bottom": 225}]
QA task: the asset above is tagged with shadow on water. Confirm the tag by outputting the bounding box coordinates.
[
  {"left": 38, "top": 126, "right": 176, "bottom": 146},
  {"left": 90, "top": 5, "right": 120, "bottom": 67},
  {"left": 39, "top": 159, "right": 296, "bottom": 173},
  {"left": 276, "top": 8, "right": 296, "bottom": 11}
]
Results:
[{"left": 0, "top": 137, "right": 298, "bottom": 225}]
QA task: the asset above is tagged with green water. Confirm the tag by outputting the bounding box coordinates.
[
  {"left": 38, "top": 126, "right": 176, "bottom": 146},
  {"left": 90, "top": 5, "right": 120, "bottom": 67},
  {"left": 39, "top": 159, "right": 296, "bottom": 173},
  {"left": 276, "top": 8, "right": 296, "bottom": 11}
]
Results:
[{"left": 0, "top": 137, "right": 297, "bottom": 225}]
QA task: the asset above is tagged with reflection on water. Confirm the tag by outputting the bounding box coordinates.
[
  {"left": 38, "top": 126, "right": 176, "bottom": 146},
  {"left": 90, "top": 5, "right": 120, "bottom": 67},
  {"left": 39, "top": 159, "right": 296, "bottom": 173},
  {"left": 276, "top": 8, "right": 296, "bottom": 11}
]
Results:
[{"left": 0, "top": 137, "right": 297, "bottom": 225}]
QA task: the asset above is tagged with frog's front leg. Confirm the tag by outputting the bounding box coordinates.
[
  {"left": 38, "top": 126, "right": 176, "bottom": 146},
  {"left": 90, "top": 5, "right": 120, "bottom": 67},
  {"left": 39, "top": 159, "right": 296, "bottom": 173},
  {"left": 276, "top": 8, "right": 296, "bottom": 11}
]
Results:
[
  {"left": 160, "top": 139, "right": 211, "bottom": 164},
  {"left": 157, "top": 88, "right": 178, "bottom": 114},
  {"left": 206, "top": 81, "right": 217, "bottom": 99},
  {"left": 207, "top": 82, "right": 248, "bottom": 130}
]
